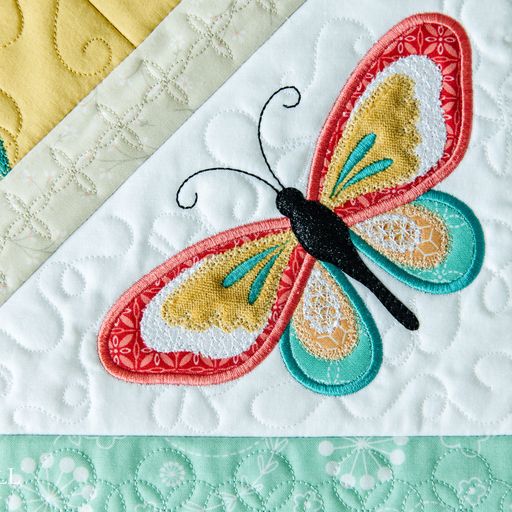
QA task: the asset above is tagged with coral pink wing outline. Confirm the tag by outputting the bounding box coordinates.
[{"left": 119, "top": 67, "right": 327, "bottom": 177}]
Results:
[
  {"left": 98, "top": 217, "right": 314, "bottom": 385},
  {"left": 307, "top": 12, "right": 472, "bottom": 226}
]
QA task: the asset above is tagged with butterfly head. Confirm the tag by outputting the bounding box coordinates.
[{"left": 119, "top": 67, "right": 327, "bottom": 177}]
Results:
[{"left": 276, "top": 187, "right": 305, "bottom": 217}]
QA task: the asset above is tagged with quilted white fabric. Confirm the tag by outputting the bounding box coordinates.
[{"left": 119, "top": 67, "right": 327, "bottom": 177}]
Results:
[{"left": 0, "top": 0, "right": 511, "bottom": 435}]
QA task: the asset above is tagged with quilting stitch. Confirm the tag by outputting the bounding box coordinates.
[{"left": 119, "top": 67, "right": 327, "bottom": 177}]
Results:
[{"left": 0, "top": 0, "right": 180, "bottom": 170}]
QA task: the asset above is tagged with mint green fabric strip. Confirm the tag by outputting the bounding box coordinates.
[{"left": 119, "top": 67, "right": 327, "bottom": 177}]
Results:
[{"left": 0, "top": 436, "right": 511, "bottom": 511}]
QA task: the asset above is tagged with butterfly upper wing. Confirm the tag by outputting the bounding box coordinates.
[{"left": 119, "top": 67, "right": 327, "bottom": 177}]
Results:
[
  {"left": 280, "top": 259, "right": 382, "bottom": 395},
  {"left": 98, "top": 218, "right": 310, "bottom": 385},
  {"left": 307, "top": 13, "right": 482, "bottom": 299},
  {"left": 351, "top": 190, "right": 484, "bottom": 293},
  {"left": 309, "top": 13, "right": 472, "bottom": 226}
]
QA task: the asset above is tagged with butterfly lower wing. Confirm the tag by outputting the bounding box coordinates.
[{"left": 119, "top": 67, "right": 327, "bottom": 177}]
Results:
[
  {"left": 350, "top": 190, "right": 484, "bottom": 293},
  {"left": 280, "top": 259, "right": 382, "bottom": 395},
  {"left": 309, "top": 14, "right": 472, "bottom": 226},
  {"left": 98, "top": 218, "right": 309, "bottom": 385}
]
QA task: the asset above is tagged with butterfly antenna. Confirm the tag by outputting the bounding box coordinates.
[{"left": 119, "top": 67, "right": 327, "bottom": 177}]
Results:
[
  {"left": 258, "top": 86, "right": 302, "bottom": 190},
  {"left": 176, "top": 167, "right": 280, "bottom": 209},
  {"left": 176, "top": 86, "right": 301, "bottom": 210}
]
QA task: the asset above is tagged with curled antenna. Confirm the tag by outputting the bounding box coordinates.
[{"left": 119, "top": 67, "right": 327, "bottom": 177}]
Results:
[
  {"left": 258, "top": 85, "right": 301, "bottom": 190},
  {"left": 175, "top": 85, "right": 302, "bottom": 210},
  {"left": 176, "top": 167, "right": 279, "bottom": 209}
]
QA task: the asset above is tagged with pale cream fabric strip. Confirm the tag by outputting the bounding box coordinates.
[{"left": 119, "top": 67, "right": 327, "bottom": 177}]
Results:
[{"left": 0, "top": 0, "right": 306, "bottom": 304}]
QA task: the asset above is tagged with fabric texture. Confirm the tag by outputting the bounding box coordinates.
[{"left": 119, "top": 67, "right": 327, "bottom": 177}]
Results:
[
  {"left": 0, "top": 0, "right": 180, "bottom": 171},
  {"left": 0, "top": 0, "right": 509, "bottom": 436},
  {"left": 0, "top": 0, "right": 306, "bottom": 305},
  {"left": 0, "top": 436, "right": 510, "bottom": 511}
]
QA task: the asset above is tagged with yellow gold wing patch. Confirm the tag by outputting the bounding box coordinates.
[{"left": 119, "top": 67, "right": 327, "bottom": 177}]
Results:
[
  {"left": 161, "top": 231, "right": 296, "bottom": 333},
  {"left": 321, "top": 73, "right": 421, "bottom": 209}
]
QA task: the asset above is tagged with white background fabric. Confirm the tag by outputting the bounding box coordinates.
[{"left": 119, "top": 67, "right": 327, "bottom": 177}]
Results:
[{"left": 0, "top": 0, "right": 511, "bottom": 435}]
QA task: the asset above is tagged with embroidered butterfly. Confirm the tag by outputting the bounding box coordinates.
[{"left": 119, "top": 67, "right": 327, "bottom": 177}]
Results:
[{"left": 98, "top": 13, "right": 484, "bottom": 395}]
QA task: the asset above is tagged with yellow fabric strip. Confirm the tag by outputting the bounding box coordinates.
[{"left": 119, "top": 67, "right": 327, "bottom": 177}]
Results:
[
  {"left": 88, "top": 0, "right": 181, "bottom": 46},
  {"left": 0, "top": 0, "right": 180, "bottom": 169}
]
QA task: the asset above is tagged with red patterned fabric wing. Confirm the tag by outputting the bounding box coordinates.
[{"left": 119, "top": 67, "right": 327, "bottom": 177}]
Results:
[
  {"left": 308, "top": 13, "right": 472, "bottom": 226},
  {"left": 98, "top": 218, "right": 310, "bottom": 385}
]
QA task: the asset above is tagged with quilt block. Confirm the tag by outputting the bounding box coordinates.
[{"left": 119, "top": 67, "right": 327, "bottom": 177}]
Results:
[{"left": 0, "top": 0, "right": 511, "bottom": 510}]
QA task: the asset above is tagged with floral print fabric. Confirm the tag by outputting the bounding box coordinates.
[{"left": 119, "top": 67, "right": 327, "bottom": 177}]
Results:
[{"left": 0, "top": 436, "right": 511, "bottom": 511}]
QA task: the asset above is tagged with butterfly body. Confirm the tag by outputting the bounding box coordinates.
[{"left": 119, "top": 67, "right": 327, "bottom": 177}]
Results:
[
  {"left": 277, "top": 187, "right": 419, "bottom": 330},
  {"left": 276, "top": 187, "right": 353, "bottom": 262}
]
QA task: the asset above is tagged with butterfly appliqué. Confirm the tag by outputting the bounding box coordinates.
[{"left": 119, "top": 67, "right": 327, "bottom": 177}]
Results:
[{"left": 98, "top": 13, "right": 484, "bottom": 395}]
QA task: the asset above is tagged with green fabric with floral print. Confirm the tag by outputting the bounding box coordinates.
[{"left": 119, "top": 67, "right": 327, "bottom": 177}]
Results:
[{"left": 0, "top": 436, "right": 511, "bottom": 511}]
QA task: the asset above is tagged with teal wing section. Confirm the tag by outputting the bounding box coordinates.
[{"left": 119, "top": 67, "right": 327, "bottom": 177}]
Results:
[
  {"left": 280, "top": 262, "right": 382, "bottom": 396},
  {"left": 0, "top": 137, "right": 11, "bottom": 178},
  {"left": 350, "top": 190, "right": 484, "bottom": 294}
]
